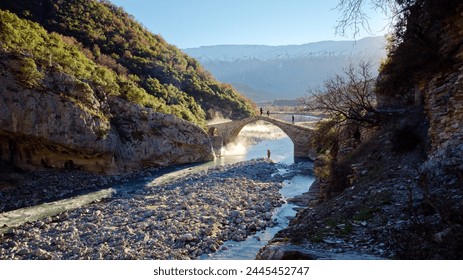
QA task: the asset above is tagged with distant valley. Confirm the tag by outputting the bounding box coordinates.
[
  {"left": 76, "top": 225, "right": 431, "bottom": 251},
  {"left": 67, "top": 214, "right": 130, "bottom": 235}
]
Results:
[{"left": 184, "top": 36, "right": 387, "bottom": 102}]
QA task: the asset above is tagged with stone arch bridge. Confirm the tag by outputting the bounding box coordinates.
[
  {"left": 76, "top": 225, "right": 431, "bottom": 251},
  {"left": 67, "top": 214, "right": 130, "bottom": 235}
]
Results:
[{"left": 207, "top": 116, "right": 315, "bottom": 159}]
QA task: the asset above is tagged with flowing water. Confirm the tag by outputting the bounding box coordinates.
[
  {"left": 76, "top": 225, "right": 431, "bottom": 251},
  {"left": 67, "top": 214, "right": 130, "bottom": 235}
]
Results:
[{"left": 200, "top": 172, "right": 313, "bottom": 259}]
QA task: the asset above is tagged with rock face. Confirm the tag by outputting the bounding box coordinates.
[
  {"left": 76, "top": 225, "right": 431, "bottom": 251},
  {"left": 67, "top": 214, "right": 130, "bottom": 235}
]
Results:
[
  {"left": 0, "top": 55, "right": 214, "bottom": 174},
  {"left": 421, "top": 2, "right": 463, "bottom": 171},
  {"left": 376, "top": 3, "right": 463, "bottom": 177},
  {"left": 423, "top": 66, "right": 463, "bottom": 173}
]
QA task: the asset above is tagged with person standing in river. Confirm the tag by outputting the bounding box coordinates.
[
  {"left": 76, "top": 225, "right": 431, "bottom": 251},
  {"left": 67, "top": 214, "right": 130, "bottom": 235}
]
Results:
[{"left": 267, "top": 149, "right": 271, "bottom": 159}]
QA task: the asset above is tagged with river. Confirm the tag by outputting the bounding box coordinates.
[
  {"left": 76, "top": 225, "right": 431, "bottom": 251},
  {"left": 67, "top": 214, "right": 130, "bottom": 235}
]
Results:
[
  {"left": 0, "top": 120, "right": 314, "bottom": 259},
  {"left": 200, "top": 121, "right": 314, "bottom": 259}
]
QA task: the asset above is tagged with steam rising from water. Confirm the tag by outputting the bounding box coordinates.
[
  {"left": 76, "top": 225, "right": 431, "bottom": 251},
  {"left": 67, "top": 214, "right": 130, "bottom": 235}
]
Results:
[
  {"left": 221, "top": 141, "right": 248, "bottom": 156},
  {"left": 221, "top": 121, "right": 287, "bottom": 156},
  {"left": 207, "top": 116, "right": 232, "bottom": 125}
]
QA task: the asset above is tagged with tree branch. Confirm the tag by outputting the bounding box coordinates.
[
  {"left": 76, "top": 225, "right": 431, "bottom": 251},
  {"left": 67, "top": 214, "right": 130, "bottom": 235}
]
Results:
[{"left": 300, "top": 61, "right": 379, "bottom": 127}]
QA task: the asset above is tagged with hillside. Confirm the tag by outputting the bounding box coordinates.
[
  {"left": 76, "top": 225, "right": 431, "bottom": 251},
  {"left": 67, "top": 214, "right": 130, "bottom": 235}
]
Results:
[
  {"left": 184, "top": 37, "right": 387, "bottom": 102},
  {"left": 0, "top": 9, "right": 215, "bottom": 174},
  {"left": 0, "top": 0, "right": 255, "bottom": 122}
]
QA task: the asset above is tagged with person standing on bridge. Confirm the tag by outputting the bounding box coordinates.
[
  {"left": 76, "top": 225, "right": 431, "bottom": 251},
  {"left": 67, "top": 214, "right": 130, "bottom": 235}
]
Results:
[{"left": 267, "top": 149, "right": 271, "bottom": 159}]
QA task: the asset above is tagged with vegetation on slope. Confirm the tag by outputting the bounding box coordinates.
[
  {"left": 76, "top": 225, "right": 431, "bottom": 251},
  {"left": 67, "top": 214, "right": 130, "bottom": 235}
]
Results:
[
  {"left": 0, "top": 9, "right": 179, "bottom": 122},
  {"left": 0, "top": 0, "right": 255, "bottom": 124}
]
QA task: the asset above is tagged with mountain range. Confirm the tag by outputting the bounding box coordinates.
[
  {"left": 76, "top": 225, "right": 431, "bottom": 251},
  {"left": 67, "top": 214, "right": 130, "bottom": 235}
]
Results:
[{"left": 184, "top": 36, "right": 387, "bottom": 102}]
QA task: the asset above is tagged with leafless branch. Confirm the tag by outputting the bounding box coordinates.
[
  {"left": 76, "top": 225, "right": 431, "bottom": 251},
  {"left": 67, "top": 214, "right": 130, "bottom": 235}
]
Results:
[
  {"left": 334, "top": 0, "right": 400, "bottom": 39},
  {"left": 300, "top": 61, "right": 379, "bottom": 127}
]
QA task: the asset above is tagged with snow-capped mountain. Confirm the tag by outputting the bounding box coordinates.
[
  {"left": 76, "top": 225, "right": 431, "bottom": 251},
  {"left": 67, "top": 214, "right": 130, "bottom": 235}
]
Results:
[{"left": 184, "top": 36, "right": 387, "bottom": 102}]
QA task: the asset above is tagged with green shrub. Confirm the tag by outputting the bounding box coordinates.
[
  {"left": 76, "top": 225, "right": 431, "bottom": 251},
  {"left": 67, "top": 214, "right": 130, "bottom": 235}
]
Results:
[{"left": 18, "top": 57, "right": 44, "bottom": 87}]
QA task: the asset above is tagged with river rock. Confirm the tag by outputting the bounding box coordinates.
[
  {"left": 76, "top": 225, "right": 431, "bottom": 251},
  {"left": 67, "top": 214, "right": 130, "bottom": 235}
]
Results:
[
  {"left": 16, "top": 248, "right": 30, "bottom": 256},
  {"left": 0, "top": 159, "right": 293, "bottom": 260},
  {"left": 209, "top": 244, "right": 219, "bottom": 252},
  {"left": 204, "top": 228, "right": 213, "bottom": 236},
  {"left": 181, "top": 233, "right": 194, "bottom": 242},
  {"left": 248, "top": 223, "right": 257, "bottom": 232}
]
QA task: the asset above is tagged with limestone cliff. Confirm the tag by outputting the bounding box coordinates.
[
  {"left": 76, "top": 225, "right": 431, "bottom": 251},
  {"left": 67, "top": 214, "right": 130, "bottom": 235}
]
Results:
[
  {"left": 421, "top": 7, "right": 463, "bottom": 175},
  {"left": 0, "top": 54, "right": 214, "bottom": 174},
  {"left": 378, "top": 1, "right": 463, "bottom": 179}
]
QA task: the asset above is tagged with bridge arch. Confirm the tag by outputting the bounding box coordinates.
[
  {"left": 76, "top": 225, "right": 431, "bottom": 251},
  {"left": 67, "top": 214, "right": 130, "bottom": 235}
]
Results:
[
  {"left": 207, "top": 116, "right": 315, "bottom": 159},
  {"left": 226, "top": 117, "right": 295, "bottom": 145}
]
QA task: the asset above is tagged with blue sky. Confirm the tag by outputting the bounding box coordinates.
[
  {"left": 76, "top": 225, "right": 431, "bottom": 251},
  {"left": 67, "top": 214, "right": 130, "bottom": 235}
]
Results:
[{"left": 110, "top": 0, "right": 390, "bottom": 48}]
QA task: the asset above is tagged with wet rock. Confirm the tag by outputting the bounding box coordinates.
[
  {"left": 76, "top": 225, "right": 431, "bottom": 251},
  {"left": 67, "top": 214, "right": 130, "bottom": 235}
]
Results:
[
  {"left": 209, "top": 244, "right": 219, "bottom": 252},
  {"left": 248, "top": 223, "right": 257, "bottom": 232}
]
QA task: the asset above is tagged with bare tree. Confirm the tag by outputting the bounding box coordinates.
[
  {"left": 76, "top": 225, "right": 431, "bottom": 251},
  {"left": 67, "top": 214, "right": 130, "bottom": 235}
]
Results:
[
  {"left": 334, "top": 0, "right": 403, "bottom": 38},
  {"left": 299, "top": 61, "right": 379, "bottom": 127}
]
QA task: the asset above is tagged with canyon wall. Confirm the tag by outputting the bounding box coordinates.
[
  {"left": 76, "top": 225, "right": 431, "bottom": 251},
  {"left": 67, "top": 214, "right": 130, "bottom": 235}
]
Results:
[
  {"left": 422, "top": 6, "right": 463, "bottom": 174},
  {"left": 0, "top": 55, "right": 214, "bottom": 174}
]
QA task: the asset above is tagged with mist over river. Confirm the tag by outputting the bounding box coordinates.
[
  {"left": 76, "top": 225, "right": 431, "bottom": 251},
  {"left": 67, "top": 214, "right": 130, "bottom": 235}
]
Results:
[
  {"left": 217, "top": 121, "right": 295, "bottom": 165},
  {"left": 202, "top": 121, "right": 314, "bottom": 259}
]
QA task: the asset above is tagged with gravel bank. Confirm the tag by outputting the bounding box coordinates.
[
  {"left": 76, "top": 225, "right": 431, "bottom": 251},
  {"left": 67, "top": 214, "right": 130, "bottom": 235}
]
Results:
[{"left": 0, "top": 159, "right": 286, "bottom": 260}]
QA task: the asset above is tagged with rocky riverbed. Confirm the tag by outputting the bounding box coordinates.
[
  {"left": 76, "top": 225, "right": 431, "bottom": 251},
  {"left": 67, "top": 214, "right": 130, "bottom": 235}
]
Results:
[{"left": 0, "top": 159, "right": 301, "bottom": 260}]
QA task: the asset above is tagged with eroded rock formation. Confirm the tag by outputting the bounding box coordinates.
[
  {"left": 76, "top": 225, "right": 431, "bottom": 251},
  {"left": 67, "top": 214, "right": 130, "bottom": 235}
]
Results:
[{"left": 0, "top": 54, "right": 214, "bottom": 174}]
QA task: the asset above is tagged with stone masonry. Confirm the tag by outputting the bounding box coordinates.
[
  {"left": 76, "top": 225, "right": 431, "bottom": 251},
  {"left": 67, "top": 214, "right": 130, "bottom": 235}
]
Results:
[{"left": 207, "top": 116, "right": 315, "bottom": 159}]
